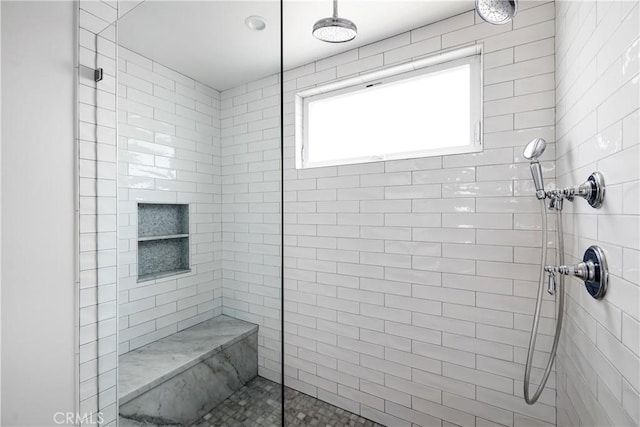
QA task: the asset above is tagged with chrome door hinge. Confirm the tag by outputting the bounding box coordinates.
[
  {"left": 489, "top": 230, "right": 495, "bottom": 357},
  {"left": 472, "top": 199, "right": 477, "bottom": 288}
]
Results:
[{"left": 475, "top": 121, "right": 482, "bottom": 144}]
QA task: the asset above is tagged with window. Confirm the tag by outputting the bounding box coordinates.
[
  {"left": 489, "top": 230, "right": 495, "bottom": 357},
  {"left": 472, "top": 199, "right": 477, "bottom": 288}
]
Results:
[{"left": 295, "top": 46, "right": 482, "bottom": 169}]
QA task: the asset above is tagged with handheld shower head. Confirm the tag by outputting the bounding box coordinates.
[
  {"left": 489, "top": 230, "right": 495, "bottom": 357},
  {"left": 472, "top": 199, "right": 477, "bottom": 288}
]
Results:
[
  {"left": 523, "top": 137, "right": 547, "bottom": 161},
  {"left": 523, "top": 138, "right": 547, "bottom": 199},
  {"left": 476, "top": 0, "right": 518, "bottom": 25}
]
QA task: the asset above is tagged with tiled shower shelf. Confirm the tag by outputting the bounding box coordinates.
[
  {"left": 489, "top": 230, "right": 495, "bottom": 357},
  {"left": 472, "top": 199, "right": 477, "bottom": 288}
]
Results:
[
  {"left": 137, "top": 267, "right": 191, "bottom": 283},
  {"left": 138, "top": 203, "right": 190, "bottom": 282},
  {"left": 138, "top": 203, "right": 189, "bottom": 237}
]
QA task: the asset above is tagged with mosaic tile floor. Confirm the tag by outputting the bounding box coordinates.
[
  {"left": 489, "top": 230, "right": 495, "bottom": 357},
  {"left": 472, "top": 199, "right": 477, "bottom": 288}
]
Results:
[
  {"left": 120, "top": 376, "right": 382, "bottom": 426},
  {"left": 194, "top": 376, "right": 383, "bottom": 427}
]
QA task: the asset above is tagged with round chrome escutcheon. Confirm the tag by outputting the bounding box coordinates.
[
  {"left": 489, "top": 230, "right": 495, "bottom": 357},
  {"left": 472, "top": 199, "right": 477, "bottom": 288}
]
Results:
[{"left": 583, "top": 245, "right": 608, "bottom": 299}]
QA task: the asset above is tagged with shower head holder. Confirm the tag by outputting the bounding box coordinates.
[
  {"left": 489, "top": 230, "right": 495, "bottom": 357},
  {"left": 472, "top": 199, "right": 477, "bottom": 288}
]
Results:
[
  {"left": 521, "top": 139, "right": 605, "bottom": 209},
  {"left": 547, "top": 172, "right": 606, "bottom": 209}
]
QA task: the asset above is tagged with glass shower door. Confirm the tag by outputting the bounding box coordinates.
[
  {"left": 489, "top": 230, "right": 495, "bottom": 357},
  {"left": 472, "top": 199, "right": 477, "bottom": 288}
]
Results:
[{"left": 109, "top": 1, "right": 283, "bottom": 425}]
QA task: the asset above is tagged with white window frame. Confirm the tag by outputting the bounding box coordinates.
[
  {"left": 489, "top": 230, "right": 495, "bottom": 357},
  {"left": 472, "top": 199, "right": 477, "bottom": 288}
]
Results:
[{"left": 295, "top": 44, "right": 483, "bottom": 169}]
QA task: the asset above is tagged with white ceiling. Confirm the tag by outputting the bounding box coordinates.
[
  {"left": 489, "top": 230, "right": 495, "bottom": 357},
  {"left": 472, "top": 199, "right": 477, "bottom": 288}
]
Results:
[{"left": 117, "top": 1, "right": 474, "bottom": 91}]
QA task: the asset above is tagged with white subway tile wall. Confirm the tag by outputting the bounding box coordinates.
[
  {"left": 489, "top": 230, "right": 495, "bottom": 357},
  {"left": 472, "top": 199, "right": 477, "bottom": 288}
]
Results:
[
  {"left": 78, "top": 1, "right": 640, "bottom": 426},
  {"left": 77, "top": 1, "right": 119, "bottom": 425},
  {"left": 223, "top": 1, "right": 558, "bottom": 425},
  {"left": 117, "top": 47, "right": 223, "bottom": 354},
  {"left": 555, "top": 1, "right": 639, "bottom": 426},
  {"left": 220, "top": 73, "right": 283, "bottom": 383}
]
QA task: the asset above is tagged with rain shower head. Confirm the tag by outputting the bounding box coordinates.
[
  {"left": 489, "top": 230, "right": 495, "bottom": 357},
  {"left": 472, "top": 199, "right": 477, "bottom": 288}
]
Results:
[
  {"left": 313, "top": 0, "right": 357, "bottom": 43},
  {"left": 523, "top": 137, "right": 547, "bottom": 161},
  {"left": 476, "top": 0, "right": 518, "bottom": 25}
]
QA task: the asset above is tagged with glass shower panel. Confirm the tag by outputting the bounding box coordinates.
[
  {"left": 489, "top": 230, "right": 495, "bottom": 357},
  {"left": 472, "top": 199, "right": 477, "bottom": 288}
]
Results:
[
  {"left": 283, "top": 1, "right": 561, "bottom": 426},
  {"left": 83, "top": 16, "right": 119, "bottom": 426},
  {"left": 113, "top": 2, "right": 282, "bottom": 425}
]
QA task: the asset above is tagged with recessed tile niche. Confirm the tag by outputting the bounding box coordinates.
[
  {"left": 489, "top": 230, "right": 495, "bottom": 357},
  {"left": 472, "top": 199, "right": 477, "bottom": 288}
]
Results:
[{"left": 137, "top": 203, "right": 190, "bottom": 282}]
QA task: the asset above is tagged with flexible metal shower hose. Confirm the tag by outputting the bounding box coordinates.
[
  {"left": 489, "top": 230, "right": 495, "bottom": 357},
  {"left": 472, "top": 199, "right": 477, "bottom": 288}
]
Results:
[{"left": 523, "top": 199, "right": 566, "bottom": 405}]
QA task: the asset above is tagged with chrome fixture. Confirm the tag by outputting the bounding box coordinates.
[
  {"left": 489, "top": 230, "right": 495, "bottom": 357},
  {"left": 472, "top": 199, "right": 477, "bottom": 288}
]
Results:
[
  {"left": 524, "top": 195, "right": 563, "bottom": 405},
  {"left": 523, "top": 137, "right": 547, "bottom": 199},
  {"left": 475, "top": 0, "right": 518, "bottom": 25},
  {"left": 522, "top": 138, "right": 606, "bottom": 208},
  {"left": 312, "top": 0, "right": 357, "bottom": 43},
  {"left": 545, "top": 246, "right": 608, "bottom": 300},
  {"left": 522, "top": 138, "right": 607, "bottom": 405},
  {"left": 548, "top": 172, "right": 606, "bottom": 209}
]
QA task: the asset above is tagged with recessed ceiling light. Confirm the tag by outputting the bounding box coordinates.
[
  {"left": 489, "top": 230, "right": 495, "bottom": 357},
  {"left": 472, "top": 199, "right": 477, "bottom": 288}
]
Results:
[{"left": 245, "top": 16, "right": 267, "bottom": 31}]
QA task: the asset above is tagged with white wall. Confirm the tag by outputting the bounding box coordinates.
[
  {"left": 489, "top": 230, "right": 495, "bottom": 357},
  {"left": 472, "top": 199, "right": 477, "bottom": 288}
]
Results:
[
  {"left": 117, "top": 46, "right": 223, "bottom": 354},
  {"left": 220, "top": 74, "right": 282, "bottom": 383},
  {"left": 555, "top": 1, "right": 639, "bottom": 425},
  {"left": 0, "top": 1, "right": 3, "bottom": 421},
  {"left": 1, "top": 1, "right": 77, "bottom": 425},
  {"left": 226, "top": 2, "right": 559, "bottom": 425},
  {"left": 0, "top": 3, "right": 2, "bottom": 422}
]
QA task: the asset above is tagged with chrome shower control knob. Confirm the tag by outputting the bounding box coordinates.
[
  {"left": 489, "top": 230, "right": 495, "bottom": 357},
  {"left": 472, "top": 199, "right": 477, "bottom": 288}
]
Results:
[{"left": 545, "top": 246, "right": 608, "bottom": 300}]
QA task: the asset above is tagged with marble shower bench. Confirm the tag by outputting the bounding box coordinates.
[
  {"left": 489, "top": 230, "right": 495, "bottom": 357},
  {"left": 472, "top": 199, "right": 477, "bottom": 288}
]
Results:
[{"left": 118, "top": 315, "right": 258, "bottom": 426}]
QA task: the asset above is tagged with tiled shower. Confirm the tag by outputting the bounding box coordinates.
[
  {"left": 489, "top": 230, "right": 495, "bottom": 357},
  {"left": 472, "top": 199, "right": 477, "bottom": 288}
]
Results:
[
  {"left": 117, "top": 47, "right": 224, "bottom": 354},
  {"left": 555, "top": 1, "right": 639, "bottom": 424},
  {"left": 280, "top": 8, "right": 558, "bottom": 425},
  {"left": 0, "top": 0, "right": 637, "bottom": 426},
  {"left": 80, "top": 0, "right": 638, "bottom": 426}
]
